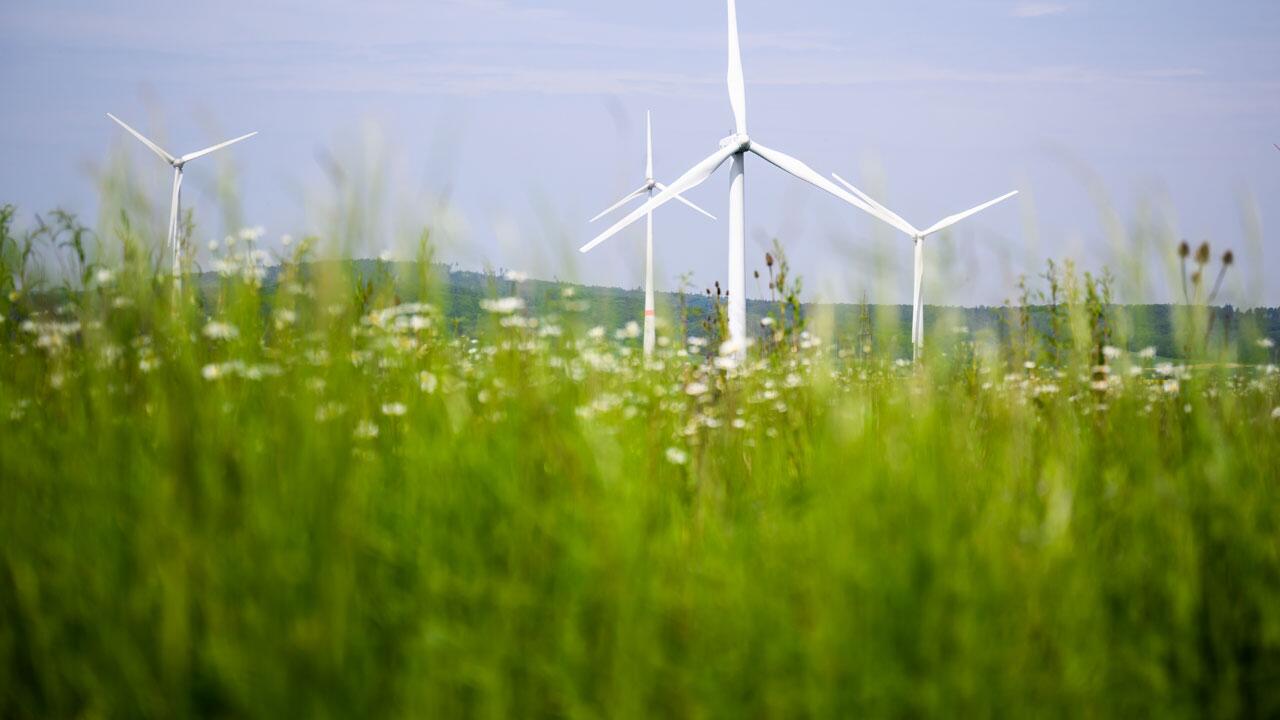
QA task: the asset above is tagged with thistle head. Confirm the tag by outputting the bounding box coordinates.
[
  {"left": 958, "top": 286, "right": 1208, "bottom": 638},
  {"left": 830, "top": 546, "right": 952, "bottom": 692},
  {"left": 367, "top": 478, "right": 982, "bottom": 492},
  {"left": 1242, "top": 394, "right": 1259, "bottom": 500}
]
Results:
[
  {"left": 1195, "top": 242, "right": 1211, "bottom": 265},
  {"left": 765, "top": 253, "right": 775, "bottom": 268},
  {"left": 1178, "top": 241, "right": 1190, "bottom": 259},
  {"left": 1223, "top": 250, "right": 1234, "bottom": 267}
]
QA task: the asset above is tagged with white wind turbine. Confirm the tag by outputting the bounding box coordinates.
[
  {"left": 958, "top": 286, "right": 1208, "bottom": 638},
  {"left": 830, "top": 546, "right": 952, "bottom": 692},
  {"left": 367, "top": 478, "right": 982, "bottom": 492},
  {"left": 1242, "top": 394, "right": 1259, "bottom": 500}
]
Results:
[
  {"left": 831, "top": 173, "right": 1017, "bottom": 361},
  {"left": 108, "top": 113, "right": 257, "bottom": 281},
  {"left": 580, "top": 0, "right": 895, "bottom": 361},
  {"left": 587, "top": 111, "right": 716, "bottom": 356}
]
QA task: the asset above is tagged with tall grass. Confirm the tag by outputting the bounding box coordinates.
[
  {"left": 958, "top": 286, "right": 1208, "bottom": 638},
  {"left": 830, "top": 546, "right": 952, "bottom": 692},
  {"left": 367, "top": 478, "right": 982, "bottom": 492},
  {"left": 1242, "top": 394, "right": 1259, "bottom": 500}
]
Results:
[{"left": 1, "top": 205, "right": 1279, "bottom": 718}]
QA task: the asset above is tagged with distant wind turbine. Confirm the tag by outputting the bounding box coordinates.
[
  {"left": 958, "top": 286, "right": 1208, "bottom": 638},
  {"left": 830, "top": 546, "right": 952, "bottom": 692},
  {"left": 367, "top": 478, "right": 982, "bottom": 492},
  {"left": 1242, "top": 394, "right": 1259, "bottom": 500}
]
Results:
[
  {"left": 586, "top": 111, "right": 716, "bottom": 356},
  {"left": 580, "top": 0, "right": 895, "bottom": 361},
  {"left": 832, "top": 173, "right": 1017, "bottom": 361},
  {"left": 107, "top": 113, "right": 257, "bottom": 280}
]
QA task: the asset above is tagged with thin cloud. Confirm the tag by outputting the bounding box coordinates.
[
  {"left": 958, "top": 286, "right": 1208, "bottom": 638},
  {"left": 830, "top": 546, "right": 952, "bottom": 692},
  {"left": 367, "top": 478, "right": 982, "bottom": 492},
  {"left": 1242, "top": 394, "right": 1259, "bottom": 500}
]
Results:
[{"left": 1012, "top": 3, "right": 1071, "bottom": 18}]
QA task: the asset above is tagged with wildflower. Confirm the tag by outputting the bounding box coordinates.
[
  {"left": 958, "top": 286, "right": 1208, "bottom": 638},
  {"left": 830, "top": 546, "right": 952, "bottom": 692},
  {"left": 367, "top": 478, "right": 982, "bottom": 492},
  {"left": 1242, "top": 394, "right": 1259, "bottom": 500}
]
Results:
[
  {"left": 665, "top": 447, "right": 689, "bottom": 465},
  {"left": 208, "top": 239, "right": 219, "bottom": 252},
  {"left": 685, "top": 381, "right": 709, "bottom": 397},
  {"left": 281, "top": 234, "right": 293, "bottom": 247},
  {"left": 480, "top": 297, "right": 525, "bottom": 315},
  {"left": 1259, "top": 338, "right": 1276, "bottom": 349},
  {"left": 1138, "top": 346, "right": 1157, "bottom": 359},
  {"left": 202, "top": 321, "right": 240, "bottom": 340},
  {"left": 94, "top": 268, "right": 115, "bottom": 285},
  {"left": 616, "top": 321, "right": 641, "bottom": 340},
  {"left": 504, "top": 270, "right": 529, "bottom": 283},
  {"left": 588, "top": 326, "right": 606, "bottom": 340},
  {"left": 760, "top": 316, "right": 775, "bottom": 327},
  {"left": 1162, "top": 380, "right": 1180, "bottom": 394},
  {"left": 561, "top": 286, "right": 575, "bottom": 298},
  {"left": 1271, "top": 407, "right": 1280, "bottom": 420},
  {"left": 1024, "top": 361, "right": 1037, "bottom": 370},
  {"left": 732, "top": 418, "right": 747, "bottom": 430},
  {"left": 1102, "top": 346, "right": 1122, "bottom": 361},
  {"left": 202, "top": 364, "right": 222, "bottom": 381},
  {"left": 354, "top": 420, "right": 380, "bottom": 439},
  {"left": 381, "top": 402, "right": 407, "bottom": 417},
  {"left": 274, "top": 309, "right": 297, "bottom": 328},
  {"left": 420, "top": 371, "right": 439, "bottom": 394},
  {"left": 238, "top": 226, "right": 266, "bottom": 242},
  {"left": 784, "top": 373, "right": 802, "bottom": 388}
]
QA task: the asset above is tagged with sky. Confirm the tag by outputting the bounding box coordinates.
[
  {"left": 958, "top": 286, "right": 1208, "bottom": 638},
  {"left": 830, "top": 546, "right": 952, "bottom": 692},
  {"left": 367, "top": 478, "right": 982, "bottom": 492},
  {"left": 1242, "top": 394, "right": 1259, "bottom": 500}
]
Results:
[{"left": 1, "top": 0, "right": 1278, "bottom": 306}]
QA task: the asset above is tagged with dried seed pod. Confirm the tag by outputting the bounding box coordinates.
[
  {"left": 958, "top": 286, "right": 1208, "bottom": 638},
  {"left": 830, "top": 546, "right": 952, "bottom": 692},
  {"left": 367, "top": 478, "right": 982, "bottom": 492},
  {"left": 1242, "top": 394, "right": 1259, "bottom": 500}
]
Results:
[{"left": 1195, "top": 242, "right": 1211, "bottom": 265}]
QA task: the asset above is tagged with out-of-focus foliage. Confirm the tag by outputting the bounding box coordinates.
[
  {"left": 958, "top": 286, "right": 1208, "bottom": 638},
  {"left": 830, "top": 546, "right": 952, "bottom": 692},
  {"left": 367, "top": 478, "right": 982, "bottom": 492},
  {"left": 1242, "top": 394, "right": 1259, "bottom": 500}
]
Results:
[{"left": 1, "top": 208, "right": 1279, "bottom": 718}]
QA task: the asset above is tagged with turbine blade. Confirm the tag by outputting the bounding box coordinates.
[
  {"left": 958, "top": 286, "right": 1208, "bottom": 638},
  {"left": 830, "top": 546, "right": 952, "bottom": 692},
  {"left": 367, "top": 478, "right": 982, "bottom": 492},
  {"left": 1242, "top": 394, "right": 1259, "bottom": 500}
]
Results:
[
  {"left": 921, "top": 191, "right": 1019, "bottom": 238},
  {"left": 726, "top": 0, "right": 747, "bottom": 134},
  {"left": 179, "top": 131, "right": 258, "bottom": 163},
  {"left": 645, "top": 111, "right": 654, "bottom": 180},
  {"left": 589, "top": 185, "right": 649, "bottom": 223},
  {"left": 107, "top": 113, "right": 176, "bottom": 164},
  {"left": 581, "top": 145, "right": 736, "bottom": 254},
  {"left": 749, "top": 142, "right": 901, "bottom": 227},
  {"left": 655, "top": 182, "right": 717, "bottom": 220},
  {"left": 831, "top": 173, "right": 920, "bottom": 237}
]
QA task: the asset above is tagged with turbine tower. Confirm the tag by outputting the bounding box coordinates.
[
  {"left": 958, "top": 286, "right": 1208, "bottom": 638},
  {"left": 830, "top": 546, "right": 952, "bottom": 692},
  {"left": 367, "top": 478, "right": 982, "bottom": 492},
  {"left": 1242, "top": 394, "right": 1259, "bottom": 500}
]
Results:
[
  {"left": 580, "top": 0, "right": 896, "bottom": 361},
  {"left": 108, "top": 113, "right": 257, "bottom": 281},
  {"left": 586, "top": 111, "right": 716, "bottom": 356},
  {"left": 831, "top": 173, "right": 1017, "bottom": 361}
]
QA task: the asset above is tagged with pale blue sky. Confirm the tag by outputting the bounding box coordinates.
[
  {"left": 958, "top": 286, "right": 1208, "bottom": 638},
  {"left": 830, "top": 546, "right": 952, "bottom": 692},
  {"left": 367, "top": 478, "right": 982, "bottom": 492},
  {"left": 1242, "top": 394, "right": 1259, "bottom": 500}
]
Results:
[{"left": 2, "top": 0, "right": 1278, "bottom": 305}]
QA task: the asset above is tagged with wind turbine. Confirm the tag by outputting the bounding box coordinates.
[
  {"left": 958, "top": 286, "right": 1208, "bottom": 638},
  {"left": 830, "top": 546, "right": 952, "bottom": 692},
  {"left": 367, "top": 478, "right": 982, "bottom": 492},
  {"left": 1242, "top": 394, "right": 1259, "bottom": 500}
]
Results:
[
  {"left": 107, "top": 113, "right": 257, "bottom": 281},
  {"left": 579, "top": 0, "right": 896, "bottom": 361},
  {"left": 587, "top": 111, "right": 716, "bottom": 356},
  {"left": 831, "top": 173, "right": 1017, "bottom": 361}
]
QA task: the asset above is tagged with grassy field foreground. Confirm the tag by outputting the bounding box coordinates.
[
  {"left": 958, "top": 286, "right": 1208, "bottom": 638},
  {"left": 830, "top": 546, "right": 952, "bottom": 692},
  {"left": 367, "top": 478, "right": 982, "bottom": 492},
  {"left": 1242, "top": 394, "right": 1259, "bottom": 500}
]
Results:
[{"left": 2, "top": 232, "right": 1280, "bottom": 717}]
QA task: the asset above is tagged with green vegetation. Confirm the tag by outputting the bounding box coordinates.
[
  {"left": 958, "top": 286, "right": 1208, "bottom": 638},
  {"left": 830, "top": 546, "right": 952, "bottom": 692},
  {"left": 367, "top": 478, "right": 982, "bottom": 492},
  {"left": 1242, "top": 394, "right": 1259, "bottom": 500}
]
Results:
[{"left": 2, "top": 207, "right": 1280, "bottom": 717}]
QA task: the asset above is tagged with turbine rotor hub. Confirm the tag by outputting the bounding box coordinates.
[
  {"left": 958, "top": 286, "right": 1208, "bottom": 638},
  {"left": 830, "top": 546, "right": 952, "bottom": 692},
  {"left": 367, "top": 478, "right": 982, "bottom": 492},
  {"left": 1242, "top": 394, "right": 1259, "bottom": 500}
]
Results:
[{"left": 719, "top": 133, "right": 750, "bottom": 153}]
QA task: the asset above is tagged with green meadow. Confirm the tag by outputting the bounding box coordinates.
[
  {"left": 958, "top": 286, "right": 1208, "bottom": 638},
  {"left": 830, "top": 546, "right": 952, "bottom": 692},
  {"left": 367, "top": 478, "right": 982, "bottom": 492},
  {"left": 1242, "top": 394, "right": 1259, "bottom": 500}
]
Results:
[{"left": 2, "top": 209, "right": 1280, "bottom": 718}]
